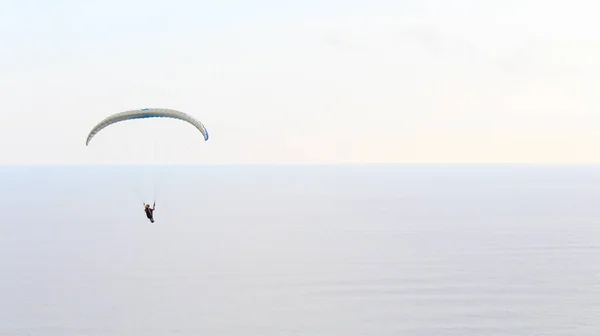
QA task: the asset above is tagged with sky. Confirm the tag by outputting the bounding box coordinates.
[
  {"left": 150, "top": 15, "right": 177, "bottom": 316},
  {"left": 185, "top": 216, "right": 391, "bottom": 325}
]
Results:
[{"left": 2, "top": 0, "right": 600, "bottom": 165}]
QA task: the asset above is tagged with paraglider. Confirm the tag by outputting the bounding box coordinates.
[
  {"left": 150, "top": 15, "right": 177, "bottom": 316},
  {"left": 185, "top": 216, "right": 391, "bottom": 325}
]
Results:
[
  {"left": 144, "top": 202, "right": 156, "bottom": 223},
  {"left": 85, "top": 107, "right": 209, "bottom": 146},
  {"left": 85, "top": 108, "right": 209, "bottom": 223}
]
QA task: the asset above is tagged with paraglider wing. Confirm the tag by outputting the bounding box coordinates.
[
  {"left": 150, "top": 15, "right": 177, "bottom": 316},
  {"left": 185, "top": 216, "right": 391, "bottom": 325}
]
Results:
[{"left": 85, "top": 108, "right": 209, "bottom": 146}]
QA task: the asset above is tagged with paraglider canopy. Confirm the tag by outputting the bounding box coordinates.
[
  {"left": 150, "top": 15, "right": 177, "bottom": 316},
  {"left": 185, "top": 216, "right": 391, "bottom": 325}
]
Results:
[{"left": 85, "top": 108, "right": 209, "bottom": 146}]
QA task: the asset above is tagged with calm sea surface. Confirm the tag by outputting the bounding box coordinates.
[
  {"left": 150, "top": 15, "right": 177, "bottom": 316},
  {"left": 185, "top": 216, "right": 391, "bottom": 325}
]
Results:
[{"left": 1, "top": 165, "right": 600, "bottom": 335}]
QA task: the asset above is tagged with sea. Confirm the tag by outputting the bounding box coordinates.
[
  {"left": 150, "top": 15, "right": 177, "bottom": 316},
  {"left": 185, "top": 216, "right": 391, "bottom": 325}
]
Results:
[{"left": 1, "top": 164, "right": 600, "bottom": 335}]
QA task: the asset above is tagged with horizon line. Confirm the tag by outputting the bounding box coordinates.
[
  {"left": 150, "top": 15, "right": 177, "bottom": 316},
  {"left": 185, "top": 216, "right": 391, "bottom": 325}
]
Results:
[{"left": 4, "top": 162, "right": 600, "bottom": 167}]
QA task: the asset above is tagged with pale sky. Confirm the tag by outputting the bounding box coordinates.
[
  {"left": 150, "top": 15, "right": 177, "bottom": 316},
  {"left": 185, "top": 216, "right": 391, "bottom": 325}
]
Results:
[{"left": 2, "top": 0, "right": 600, "bottom": 164}]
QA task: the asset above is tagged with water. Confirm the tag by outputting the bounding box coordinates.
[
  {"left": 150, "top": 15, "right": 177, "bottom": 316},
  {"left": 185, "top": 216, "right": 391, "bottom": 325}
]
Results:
[{"left": 1, "top": 165, "right": 600, "bottom": 335}]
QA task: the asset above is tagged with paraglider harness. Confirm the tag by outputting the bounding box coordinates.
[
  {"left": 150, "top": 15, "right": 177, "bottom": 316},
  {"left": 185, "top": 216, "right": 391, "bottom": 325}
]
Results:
[{"left": 145, "top": 202, "right": 156, "bottom": 223}]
